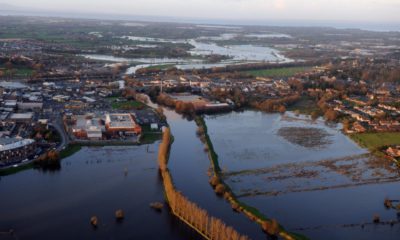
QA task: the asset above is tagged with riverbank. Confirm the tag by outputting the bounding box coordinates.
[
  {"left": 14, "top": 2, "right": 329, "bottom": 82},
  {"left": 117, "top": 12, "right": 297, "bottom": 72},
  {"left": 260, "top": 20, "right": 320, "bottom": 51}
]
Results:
[{"left": 195, "top": 116, "right": 306, "bottom": 240}]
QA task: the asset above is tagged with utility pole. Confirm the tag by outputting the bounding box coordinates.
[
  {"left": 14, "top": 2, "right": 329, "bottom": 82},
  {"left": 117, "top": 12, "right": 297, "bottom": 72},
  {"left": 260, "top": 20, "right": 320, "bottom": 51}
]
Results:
[{"left": 160, "top": 77, "right": 163, "bottom": 93}]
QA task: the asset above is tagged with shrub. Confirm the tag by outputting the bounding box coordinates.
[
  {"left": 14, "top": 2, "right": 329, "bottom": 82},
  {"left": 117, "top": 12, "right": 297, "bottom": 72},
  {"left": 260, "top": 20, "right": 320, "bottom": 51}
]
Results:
[
  {"left": 262, "top": 219, "right": 280, "bottom": 236},
  {"left": 373, "top": 215, "right": 380, "bottom": 223},
  {"left": 215, "top": 183, "right": 226, "bottom": 195},
  {"left": 209, "top": 176, "right": 220, "bottom": 187}
]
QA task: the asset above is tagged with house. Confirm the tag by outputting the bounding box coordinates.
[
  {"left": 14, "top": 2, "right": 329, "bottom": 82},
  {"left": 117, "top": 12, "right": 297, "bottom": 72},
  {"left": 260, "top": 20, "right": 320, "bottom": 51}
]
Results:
[
  {"left": 386, "top": 146, "right": 400, "bottom": 158},
  {"left": 353, "top": 121, "right": 367, "bottom": 133}
]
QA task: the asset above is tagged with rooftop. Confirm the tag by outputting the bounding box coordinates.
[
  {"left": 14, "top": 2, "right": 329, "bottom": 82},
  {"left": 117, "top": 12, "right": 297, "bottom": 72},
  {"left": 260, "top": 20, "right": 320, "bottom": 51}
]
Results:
[
  {"left": 105, "top": 114, "right": 136, "bottom": 129},
  {"left": 0, "top": 138, "right": 35, "bottom": 152}
]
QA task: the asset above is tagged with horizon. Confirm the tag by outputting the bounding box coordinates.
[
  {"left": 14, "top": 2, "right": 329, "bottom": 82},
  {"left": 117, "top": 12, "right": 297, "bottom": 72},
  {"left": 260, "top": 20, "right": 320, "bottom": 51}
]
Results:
[{"left": 1, "top": 1, "right": 400, "bottom": 32}]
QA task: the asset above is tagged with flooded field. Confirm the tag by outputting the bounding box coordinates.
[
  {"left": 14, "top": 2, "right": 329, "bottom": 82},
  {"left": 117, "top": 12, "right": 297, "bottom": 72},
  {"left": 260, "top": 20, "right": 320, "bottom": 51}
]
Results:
[
  {"left": 0, "top": 145, "right": 201, "bottom": 240},
  {"left": 188, "top": 39, "right": 288, "bottom": 62},
  {"left": 205, "top": 110, "right": 400, "bottom": 239},
  {"left": 82, "top": 34, "right": 291, "bottom": 74}
]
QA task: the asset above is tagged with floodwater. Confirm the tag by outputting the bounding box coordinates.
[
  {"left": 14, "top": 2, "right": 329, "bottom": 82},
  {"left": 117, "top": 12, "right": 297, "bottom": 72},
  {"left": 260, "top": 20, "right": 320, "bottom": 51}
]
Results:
[
  {"left": 162, "top": 108, "right": 266, "bottom": 239},
  {"left": 205, "top": 110, "right": 400, "bottom": 240},
  {"left": 0, "top": 145, "right": 202, "bottom": 240},
  {"left": 81, "top": 36, "right": 291, "bottom": 74},
  {"left": 188, "top": 39, "right": 288, "bottom": 62},
  {"left": 0, "top": 105, "right": 268, "bottom": 240}
]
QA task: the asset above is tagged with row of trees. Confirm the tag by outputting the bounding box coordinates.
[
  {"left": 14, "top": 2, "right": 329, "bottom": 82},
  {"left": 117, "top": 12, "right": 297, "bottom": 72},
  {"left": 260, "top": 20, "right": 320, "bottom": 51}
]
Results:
[
  {"left": 158, "top": 128, "right": 249, "bottom": 240},
  {"left": 34, "top": 150, "right": 61, "bottom": 169},
  {"left": 251, "top": 94, "right": 300, "bottom": 113},
  {"left": 157, "top": 94, "right": 195, "bottom": 115}
]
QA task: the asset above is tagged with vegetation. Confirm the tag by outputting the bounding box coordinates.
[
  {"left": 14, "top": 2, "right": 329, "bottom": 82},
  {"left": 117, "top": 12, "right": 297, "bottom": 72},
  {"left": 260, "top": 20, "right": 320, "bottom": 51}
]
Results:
[
  {"left": 350, "top": 132, "right": 400, "bottom": 151},
  {"left": 244, "top": 66, "right": 311, "bottom": 78},
  {"left": 145, "top": 64, "right": 176, "bottom": 70},
  {"left": 90, "top": 216, "right": 98, "bottom": 228},
  {"left": 156, "top": 93, "right": 195, "bottom": 115},
  {"left": 34, "top": 150, "right": 60, "bottom": 168},
  {"left": 158, "top": 127, "right": 250, "bottom": 240},
  {"left": 158, "top": 128, "right": 172, "bottom": 171},
  {"left": 287, "top": 96, "right": 320, "bottom": 115},
  {"left": 0, "top": 162, "right": 34, "bottom": 176},
  {"left": 139, "top": 132, "right": 162, "bottom": 144},
  {"left": 115, "top": 209, "right": 125, "bottom": 221},
  {"left": 59, "top": 144, "right": 82, "bottom": 159},
  {"left": 250, "top": 95, "right": 300, "bottom": 114}
]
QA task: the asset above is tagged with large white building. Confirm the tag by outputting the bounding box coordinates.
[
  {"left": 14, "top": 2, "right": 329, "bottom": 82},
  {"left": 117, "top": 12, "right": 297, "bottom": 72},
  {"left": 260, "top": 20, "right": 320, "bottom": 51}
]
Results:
[{"left": 0, "top": 138, "right": 36, "bottom": 165}]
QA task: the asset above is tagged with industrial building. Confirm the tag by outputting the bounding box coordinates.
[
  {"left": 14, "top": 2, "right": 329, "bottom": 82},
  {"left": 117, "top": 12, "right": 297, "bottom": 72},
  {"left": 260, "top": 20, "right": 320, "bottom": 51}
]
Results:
[
  {"left": 71, "top": 115, "right": 105, "bottom": 140},
  {"left": 105, "top": 113, "right": 141, "bottom": 135}
]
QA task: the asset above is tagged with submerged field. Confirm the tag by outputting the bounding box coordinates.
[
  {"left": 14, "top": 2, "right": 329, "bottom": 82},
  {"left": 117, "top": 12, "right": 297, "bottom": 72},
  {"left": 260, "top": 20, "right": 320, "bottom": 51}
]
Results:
[{"left": 205, "top": 111, "right": 400, "bottom": 239}]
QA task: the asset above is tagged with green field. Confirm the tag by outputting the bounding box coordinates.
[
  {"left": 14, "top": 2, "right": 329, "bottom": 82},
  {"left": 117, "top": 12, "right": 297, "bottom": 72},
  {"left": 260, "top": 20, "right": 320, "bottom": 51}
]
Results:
[
  {"left": 0, "top": 163, "right": 34, "bottom": 176},
  {"left": 244, "top": 66, "right": 311, "bottom": 78},
  {"left": 59, "top": 144, "right": 82, "bottom": 159},
  {"left": 350, "top": 132, "right": 400, "bottom": 151},
  {"left": 145, "top": 64, "right": 176, "bottom": 70},
  {"left": 0, "top": 67, "right": 34, "bottom": 77}
]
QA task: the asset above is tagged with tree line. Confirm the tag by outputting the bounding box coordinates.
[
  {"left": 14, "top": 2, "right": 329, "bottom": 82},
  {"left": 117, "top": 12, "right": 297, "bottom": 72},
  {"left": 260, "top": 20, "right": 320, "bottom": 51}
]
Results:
[{"left": 158, "top": 128, "right": 250, "bottom": 240}]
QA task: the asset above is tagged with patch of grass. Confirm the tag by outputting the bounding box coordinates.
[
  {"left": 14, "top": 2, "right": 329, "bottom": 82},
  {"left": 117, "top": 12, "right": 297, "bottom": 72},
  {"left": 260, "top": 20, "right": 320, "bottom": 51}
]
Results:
[
  {"left": 244, "top": 66, "right": 311, "bottom": 78},
  {"left": 287, "top": 96, "right": 319, "bottom": 115},
  {"left": 0, "top": 162, "right": 34, "bottom": 176},
  {"left": 140, "top": 133, "right": 162, "bottom": 144},
  {"left": 59, "top": 144, "right": 82, "bottom": 159},
  {"left": 349, "top": 132, "right": 400, "bottom": 151},
  {"left": 145, "top": 64, "right": 175, "bottom": 70},
  {"left": 0, "top": 66, "right": 34, "bottom": 77}
]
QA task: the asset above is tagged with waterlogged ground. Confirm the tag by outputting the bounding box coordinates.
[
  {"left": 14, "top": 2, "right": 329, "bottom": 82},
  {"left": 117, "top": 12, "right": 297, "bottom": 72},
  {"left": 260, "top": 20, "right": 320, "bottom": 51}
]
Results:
[
  {"left": 0, "top": 145, "right": 201, "bottom": 240},
  {"left": 82, "top": 34, "right": 291, "bottom": 74},
  {"left": 205, "top": 111, "right": 400, "bottom": 239}
]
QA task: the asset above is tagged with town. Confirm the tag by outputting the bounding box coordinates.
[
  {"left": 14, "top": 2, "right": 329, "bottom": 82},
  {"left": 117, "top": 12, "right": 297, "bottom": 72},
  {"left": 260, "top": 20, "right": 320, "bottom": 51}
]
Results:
[{"left": 1, "top": 14, "right": 400, "bottom": 240}]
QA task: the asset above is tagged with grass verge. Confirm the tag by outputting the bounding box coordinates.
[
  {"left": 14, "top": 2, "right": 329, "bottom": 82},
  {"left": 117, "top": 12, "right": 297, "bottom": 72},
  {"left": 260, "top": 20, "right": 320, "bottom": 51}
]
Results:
[{"left": 0, "top": 162, "right": 34, "bottom": 176}]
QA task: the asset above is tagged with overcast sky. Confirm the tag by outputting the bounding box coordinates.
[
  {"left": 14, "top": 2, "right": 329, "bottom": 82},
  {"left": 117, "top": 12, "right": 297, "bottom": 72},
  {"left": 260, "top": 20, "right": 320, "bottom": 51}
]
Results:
[{"left": 3, "top": 0, "right": 400, "bottom": 23}]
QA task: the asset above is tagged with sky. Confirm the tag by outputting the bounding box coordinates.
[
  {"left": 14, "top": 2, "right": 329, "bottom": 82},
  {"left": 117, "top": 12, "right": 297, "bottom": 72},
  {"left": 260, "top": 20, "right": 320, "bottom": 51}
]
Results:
[{"left": 2, "top": 0, "right": 400, "bottom": 24}]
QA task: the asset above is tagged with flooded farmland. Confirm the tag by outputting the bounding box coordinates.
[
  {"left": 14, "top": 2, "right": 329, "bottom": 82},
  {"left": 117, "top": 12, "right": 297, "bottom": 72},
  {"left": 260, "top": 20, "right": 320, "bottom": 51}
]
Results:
[{"left": 205, "top": 110, "right": 400, "bottom": 239}]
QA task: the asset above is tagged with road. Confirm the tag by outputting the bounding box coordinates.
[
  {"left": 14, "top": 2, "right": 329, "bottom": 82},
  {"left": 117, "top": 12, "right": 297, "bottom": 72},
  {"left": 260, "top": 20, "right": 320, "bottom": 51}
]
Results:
[{"left": 49, "top": 115, "right": 70, "bottom": 152}]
